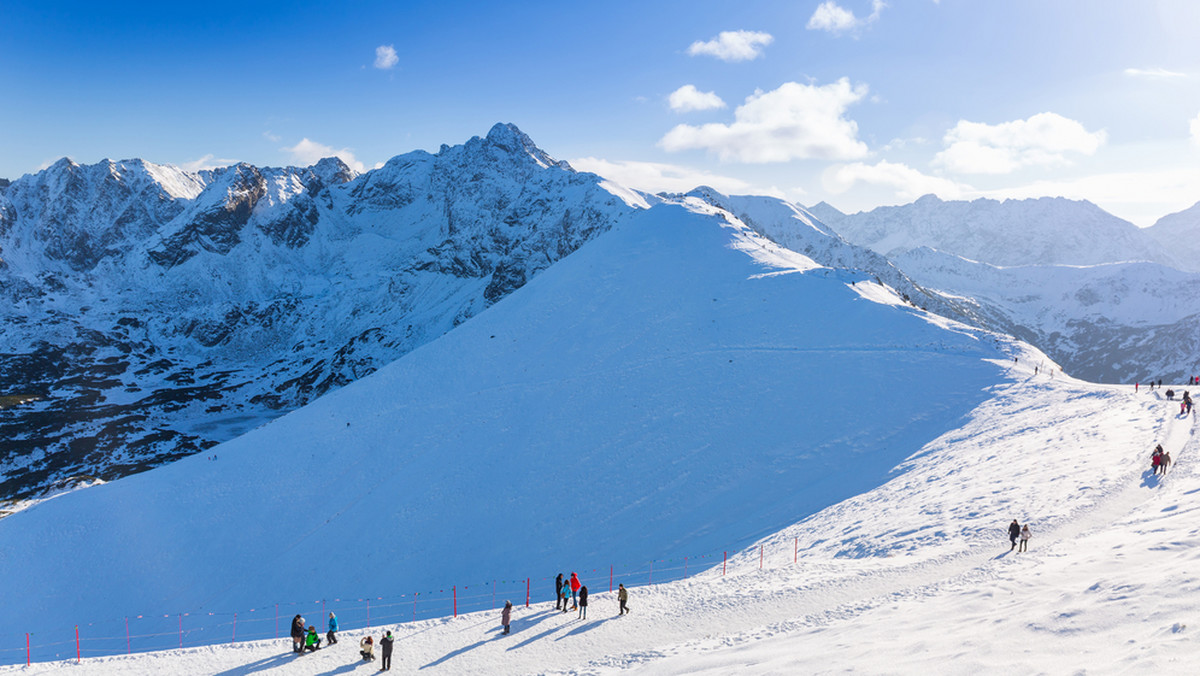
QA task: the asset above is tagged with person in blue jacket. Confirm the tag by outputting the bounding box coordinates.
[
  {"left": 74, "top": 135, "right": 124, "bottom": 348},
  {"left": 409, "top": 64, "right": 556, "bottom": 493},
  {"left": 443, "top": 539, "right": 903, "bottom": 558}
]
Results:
[{"left": 326, "top": 612, "right": 339, "bottom": 645}]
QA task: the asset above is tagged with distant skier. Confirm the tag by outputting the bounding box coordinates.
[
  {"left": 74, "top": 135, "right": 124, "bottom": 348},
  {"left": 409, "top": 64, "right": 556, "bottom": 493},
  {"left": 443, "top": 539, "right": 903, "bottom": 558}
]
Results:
[
  {"left": 327, "top": 612, "right": 339, "bottom": 645},
  {"left": 290, "top": 614, "right": 306, "bottom": 653},
  {"left": 618, "top": 583, "right": 630, "bottom": 615},
  {"left": 577, "top": 585, "right": 589, "bottom": 619},
  {"left": 380, "top": 630, "right": 394, "bottom": 671},
  {"left": 501, "top": 600, "right": 512, "bottom": 635},
  {"left": 1019, "top": 524, "right": 1031, "bottom": 552},
  {"left": 303, "top": 625, "right": 321, "bottom": 652},
  {"left": 360, "top": 635, "right": 375, "bottom": 661},
  {"left": 555, "top": 573, "right": 564, "bottom": 611},
  {"left": 1008, "top": 519, "right": 1021, "bottom": 551},
  {"left": 569, "top": 572, "right": 581, "bottom": 610}
]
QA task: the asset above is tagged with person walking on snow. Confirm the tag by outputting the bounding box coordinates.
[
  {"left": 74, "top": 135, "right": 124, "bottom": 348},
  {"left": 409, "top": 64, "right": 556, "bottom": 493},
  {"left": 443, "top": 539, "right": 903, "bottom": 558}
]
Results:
[
  {"left": 1008, "top": 519, "right": 1021, "bottom": 551},
  {"left": 1019, "top": 524, "right": 1031, "bottom": 552},
  {"left": 578, "top": 585, "right": 589, "bottom": 619},
  {"left": 1152, "top": 449, "right": 1163, "bottom": 475},
  {"left": 327, "top": 612, "right": 339, "bottom": 645},
  {"left": 569, "top": 572, "right": 581, "bottom": 610},
  {"left": 380, "top": 630, "right": 394, "bottom": 671},
  {"left": 560, "top": 582, "right": 571, "bottom": 613},
  {"left": 501, "top": 600, "right": 513, "bottom": 634},
  {"left": 555, "top": 573, "right": 564, "bottom": 611},
  {"left": 618, "top": 583, "right": 630, "bottom": 615}
]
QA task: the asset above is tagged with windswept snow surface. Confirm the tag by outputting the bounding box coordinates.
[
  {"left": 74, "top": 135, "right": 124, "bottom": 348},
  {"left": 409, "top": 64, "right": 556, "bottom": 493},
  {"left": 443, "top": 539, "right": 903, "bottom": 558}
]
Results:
[{"left": 4, "top": 365, "right": 1194, "bottom": 674}]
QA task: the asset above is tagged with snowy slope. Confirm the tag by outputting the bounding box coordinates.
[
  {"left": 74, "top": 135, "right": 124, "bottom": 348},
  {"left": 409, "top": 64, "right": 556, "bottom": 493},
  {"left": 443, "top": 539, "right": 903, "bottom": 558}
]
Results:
[
  {"left": 2, "top": 353, "right": 1193, "bottom": 673},
  {"left": 0, "top": 197, "right": 1013, "bottom": 664}
]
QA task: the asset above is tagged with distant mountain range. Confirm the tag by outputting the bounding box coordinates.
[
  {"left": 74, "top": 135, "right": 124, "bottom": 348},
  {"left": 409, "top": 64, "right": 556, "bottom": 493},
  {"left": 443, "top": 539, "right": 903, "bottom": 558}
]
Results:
[{"left": 2, "top": 124, "right": 1199, "bottom": 503}]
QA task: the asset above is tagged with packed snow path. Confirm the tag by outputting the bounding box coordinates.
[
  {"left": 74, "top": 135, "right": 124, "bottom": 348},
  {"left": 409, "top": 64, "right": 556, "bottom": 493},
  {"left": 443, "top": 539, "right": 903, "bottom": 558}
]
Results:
[{"left": 6, "top": 375, "right": 1194, "bottom": 674}]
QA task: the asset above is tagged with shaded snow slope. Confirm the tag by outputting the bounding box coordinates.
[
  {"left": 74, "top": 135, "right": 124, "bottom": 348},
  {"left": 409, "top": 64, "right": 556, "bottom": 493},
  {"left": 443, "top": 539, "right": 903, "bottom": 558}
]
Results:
[
  {"left": 3, "top": 358, "right": 1192, "bottom": 674},
  {"left": 0, "top": 201, "right": 1010, "bottom": 662}
]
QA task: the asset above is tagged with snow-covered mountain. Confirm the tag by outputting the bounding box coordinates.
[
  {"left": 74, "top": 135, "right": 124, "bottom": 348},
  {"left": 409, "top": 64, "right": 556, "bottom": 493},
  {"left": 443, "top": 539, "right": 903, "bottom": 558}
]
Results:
[
  {"left": 0, "top": 124, "right": 633, "bottom": 502},
  {"left": 820, "top": 194, "right": 1178, "bottom": 269},
  {"left": 890, "top": 248, "right": 1200, "bottom": 383},
  {"left": 0, "top": 191, "right": 1018, "bottom": 660},
  {"left": 1145, "top": 200, "right": 1200, "bottom": 271}
]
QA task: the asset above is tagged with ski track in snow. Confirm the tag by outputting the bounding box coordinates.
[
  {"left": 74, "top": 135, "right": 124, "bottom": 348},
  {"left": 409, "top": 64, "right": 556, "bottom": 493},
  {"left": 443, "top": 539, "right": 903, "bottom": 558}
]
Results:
[{"left": 4, "top": 376, "right": 1195, "bottom": 675}]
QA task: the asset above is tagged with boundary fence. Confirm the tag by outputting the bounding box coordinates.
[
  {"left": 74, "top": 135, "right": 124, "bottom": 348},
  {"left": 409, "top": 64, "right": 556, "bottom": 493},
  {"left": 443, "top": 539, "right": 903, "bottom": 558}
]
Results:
[{"left": 0, "top": 538, "right": 804, "bottom": 666}]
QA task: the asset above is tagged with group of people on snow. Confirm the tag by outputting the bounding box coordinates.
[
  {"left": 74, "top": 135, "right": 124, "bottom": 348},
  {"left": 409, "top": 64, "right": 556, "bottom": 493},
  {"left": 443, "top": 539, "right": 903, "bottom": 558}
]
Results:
[
  {"left": 1007, "top": 519, "right": 1032, "bottom": 553},
  {"left": 1151, "top": 444, "right": 1172, "bottom": 475},
  {"left": 285, "top": 575, "right": 631, "bottom": 663}
]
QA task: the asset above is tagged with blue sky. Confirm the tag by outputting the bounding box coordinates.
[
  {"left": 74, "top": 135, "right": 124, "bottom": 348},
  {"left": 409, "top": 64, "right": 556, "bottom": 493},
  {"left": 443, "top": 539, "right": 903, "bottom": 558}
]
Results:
[{"left": 2, "top": 0, "right": 1198, "bottom": 225}]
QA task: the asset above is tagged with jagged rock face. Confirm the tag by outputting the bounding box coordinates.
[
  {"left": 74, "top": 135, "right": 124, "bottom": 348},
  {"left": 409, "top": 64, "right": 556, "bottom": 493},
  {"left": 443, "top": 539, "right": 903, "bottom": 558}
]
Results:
[{"left": 0, "top": 124, "right": 633, "bottom": 501}]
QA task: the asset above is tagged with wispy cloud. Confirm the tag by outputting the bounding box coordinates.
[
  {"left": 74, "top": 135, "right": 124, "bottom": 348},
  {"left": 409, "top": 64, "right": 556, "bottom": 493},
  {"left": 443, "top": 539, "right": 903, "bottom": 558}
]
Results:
[
  {"left": 823, "top": 160, "right": 969, "bottom": 201},
  {"left": 668, "top": 85, "right": 727, "bottom": 113},
  {"left": 283, "top": 138, "right": 366, "bottom": 173},
  {"left": 569, "top": 157, "right": 761, "bottom": 196},
  {"left": 686, "top": 30, "right": 773, "bottom": 62},
  {"left": 933, "top": 112, "right": 1106, "bottom": 175},
  {"left": 262, "top": 131, "right": 281, "bottom": 143},
  {"left": 807, "top": 1, "right": 885, "bottom": 36},
  {"left": 181, "top": 154, "right": 239, "bottom": 171},
  {"left": 374, "top": 45, "right": 399, "bottom": 70},
  {"left": 1124, "top": 67, "right": 1186, "bottom": 80},
  {"left": 659, "top": 78, "right": 870, "bottom": 163}
]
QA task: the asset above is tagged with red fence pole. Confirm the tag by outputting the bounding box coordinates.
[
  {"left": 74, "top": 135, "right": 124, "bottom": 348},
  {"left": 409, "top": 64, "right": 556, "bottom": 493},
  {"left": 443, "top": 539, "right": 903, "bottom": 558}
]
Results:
[
  {"left": 684, "top": 556, "right": 688, "bottom": 579},
  {"left": 759, "top": 545, "right": 763, "bottom": 569},
  {"left": 609, "top": 566, "right": 613, "bottom": 593},
  {"left": 453, "top": 586, "right": 457, "bottom": 618},
  {"left": 26, "top": 633, "right": 30, "bottom": 666},
  {"left": 178, "top": 614, "right": 182, "bottom": 649},
  {"left": 525, "top": 578, "right": 530, "bottom": 608},
  {"left": 75, "top": 625, "right": 80, "bottom": 664},
  {"left": 723, "top": 551, "right": 727, "bottom": 576},
  {"left": 413, "top": 593, "right": 417, "bottom": 622},
  {"left": 125, "top": 617, "right": 130, "bottom": 655},
  {"left": 275, "top": 604, "right": 279, "bottom": 639},
  {"left": 649, "top": 560, "right": 653, "bottom": 585},
  {"left": 232, "top": 612, "right": 237, "bottom": 644}
]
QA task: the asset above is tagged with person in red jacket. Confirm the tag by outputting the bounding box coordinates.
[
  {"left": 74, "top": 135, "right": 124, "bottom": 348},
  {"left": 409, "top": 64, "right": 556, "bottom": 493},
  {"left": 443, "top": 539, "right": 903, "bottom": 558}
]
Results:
[{"left": 569, "top": 572, "right": 581, "bottom": 610}]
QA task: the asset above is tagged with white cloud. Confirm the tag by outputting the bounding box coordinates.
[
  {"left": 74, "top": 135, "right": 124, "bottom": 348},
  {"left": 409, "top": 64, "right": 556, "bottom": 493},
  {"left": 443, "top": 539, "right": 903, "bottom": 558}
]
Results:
[
  {"left": 180, "top": 154, "right": 238, "bottom": 171},
  {"left": 1190, "top": 112, "right": 1200, "bottom": 146},
  {"left": 283, "top": 138, "right": 366, "bottom": 173},
  {"left": 686, "top": 30, "right": 773, "bottom": 62},
  {"left": 374, "top": 45, "right": 399, "bottom": 70},
  {"left": 933, "top": 112, "right": 1107, "bottom": 175},
  {"left": 568, "top": 157, "right": 765, "bottom": 196},
  {"left": 668, "top": 85, "right": 727, "bottom": 113},
  {"left": 807, "top": 0, "right": 885, "bottom": 35},
  {"left": 822, "top": 160, "right": 969, "bottom": 201},
  {"left": 659, "top": 78, "right": 870, "bottom": 163},
  {"left": 262, "top": 131, "right": 281, "bottom": 143},
  {"left": 1124, "top": 67, "right": 1186, "bottom": 80}
]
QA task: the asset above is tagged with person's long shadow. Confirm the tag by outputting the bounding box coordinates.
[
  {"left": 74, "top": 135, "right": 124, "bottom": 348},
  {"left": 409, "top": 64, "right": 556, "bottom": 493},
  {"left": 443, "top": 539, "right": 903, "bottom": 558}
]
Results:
[
  {"left": 1141, "top": 469, "right": 1161, "bottom": 489},
  {"left": 212, "top": 649, "right": 300, "bottom": 676},
  {"left": 557, "top": 616, "right": 614, "bottom": 639},
  {"left": 506, "top": 610, "right": 577, "bottom": 651},
  {"left": 420, "top": 635, "right": 499, "bottom": 669}
]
